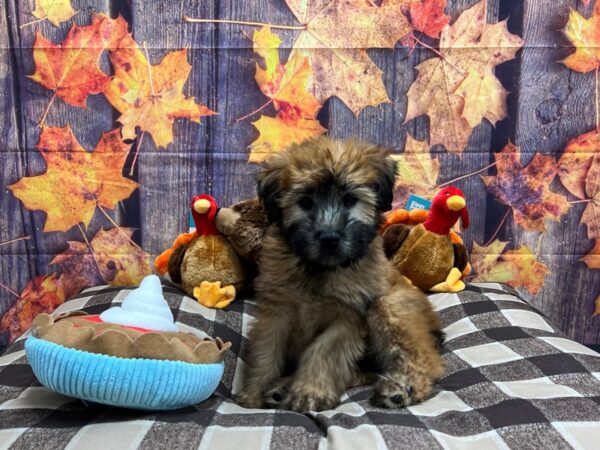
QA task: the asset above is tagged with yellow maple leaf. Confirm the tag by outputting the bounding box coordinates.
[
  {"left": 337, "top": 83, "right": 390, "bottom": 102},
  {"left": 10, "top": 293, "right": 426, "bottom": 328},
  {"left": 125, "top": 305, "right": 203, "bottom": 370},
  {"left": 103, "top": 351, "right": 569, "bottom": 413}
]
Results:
[
  {"left": 104, "top": 30, "right": 215, "bottom": 149},
  {"left": 8, "top": 126, "right": 138, "bottom": 233},
  {"left": 405, "top": 0, "right": 523, "bottom": 154},
  {"left": 471, "top": 241, "right": 549, "bottom": 295},
  {"left": 455, "top": 69, "right": 509, "bottom": 128},
  {"left": 249, "top": 27, "right": 325, "bottom": 163},
  {"left": 391, "top": 135, "right": 440, "bottom": 208},
  {"left": 563, "top": 2, "right": 600, "bottom": 73},
  {"left": 286, "top": 0, "right": 411, "bottom": 115},
  {"left": 32, "top": 0, "right": 76, "bottom": 27},
  {"left": 249, "top": 116, "right": 326, "bottom": 163}
]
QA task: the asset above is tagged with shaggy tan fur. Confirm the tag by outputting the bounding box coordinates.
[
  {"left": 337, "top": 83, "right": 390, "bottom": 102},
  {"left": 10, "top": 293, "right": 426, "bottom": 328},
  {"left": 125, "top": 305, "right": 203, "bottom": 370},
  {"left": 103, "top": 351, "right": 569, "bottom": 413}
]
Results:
[{"left": 237, "top": 137, "right": 444, "bottom": 411}]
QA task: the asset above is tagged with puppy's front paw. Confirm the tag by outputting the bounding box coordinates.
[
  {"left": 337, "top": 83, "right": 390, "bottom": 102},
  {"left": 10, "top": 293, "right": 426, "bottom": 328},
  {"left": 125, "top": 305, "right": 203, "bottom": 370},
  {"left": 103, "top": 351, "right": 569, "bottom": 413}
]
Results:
[
  {"left": 263, "top": 377, "right": 291, "bottom": 408},
  {"left": 287, "top": 385, "right": 339, "bottom": 412},
  {"left": 371, "top": 376, "right": 414, "bottom": 408},
  {"left": 236, "top": 389, "right": 264, "bottom": 409}
]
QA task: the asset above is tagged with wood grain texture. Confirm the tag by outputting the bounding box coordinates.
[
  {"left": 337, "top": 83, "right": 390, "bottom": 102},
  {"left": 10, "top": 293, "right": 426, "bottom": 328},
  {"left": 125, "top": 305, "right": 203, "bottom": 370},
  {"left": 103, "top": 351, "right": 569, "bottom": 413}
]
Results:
[
  {"left": 2, "top": 0, "right": 116, "bottom": 287},
  {"left": 0, "top": 2, "right": 34, "bottom": 317},
  {"left": 509, "top": 0, "right": 600, "bottom": 344},
  {"left": 0, "top": 0, "right": 599, "bottom": 344}
]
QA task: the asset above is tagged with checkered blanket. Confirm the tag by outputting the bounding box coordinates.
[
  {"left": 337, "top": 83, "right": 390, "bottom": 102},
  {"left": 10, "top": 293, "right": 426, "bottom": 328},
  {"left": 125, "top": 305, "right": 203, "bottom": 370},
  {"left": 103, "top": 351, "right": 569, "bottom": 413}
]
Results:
[{"left": 1, "top": 283, "right": 599, "bottom": 449}]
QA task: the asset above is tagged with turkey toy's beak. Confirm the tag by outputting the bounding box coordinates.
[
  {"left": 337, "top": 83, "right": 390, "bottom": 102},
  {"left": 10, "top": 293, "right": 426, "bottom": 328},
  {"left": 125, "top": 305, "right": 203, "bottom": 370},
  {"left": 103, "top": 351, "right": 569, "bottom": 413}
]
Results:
[
  {"left": 194, "top": 199, "right": 211, "bottom": 214},
  {"left": 446, "top": 195, "right": 466, "bottom": 211}
]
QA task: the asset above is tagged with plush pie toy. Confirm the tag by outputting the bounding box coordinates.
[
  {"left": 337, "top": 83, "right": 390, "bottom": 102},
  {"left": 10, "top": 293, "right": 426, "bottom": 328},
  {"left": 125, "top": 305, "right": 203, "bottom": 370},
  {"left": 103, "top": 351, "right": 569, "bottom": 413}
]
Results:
[{"left": 25, "top": 275, "right": 230, "bottom": 411}]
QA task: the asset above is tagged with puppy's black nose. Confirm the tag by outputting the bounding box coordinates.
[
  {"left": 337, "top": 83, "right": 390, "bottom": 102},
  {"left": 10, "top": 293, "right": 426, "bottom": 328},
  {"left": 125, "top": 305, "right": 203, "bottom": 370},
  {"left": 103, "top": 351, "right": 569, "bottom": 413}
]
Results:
[{"left": 317, "top": 229, "right": 340, "bottom": 247}]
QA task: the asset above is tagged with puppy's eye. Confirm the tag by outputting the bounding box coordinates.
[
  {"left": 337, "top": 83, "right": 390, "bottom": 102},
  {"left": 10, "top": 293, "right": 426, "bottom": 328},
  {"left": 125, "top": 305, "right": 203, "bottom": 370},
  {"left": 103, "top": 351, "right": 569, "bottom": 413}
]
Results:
[
  {"left": 343, "top": 194, "right": 358, "bottom": 208},
  {"left": 298, "top": 196, "right": 314, "bottom": 210}
]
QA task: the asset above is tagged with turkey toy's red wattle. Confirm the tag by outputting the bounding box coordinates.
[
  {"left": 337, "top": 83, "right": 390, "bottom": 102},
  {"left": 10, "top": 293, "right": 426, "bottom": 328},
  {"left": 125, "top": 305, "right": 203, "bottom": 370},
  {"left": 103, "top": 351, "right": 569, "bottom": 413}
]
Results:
[{"left": 191, "top": 194, "right": 219, "bottom": 236}]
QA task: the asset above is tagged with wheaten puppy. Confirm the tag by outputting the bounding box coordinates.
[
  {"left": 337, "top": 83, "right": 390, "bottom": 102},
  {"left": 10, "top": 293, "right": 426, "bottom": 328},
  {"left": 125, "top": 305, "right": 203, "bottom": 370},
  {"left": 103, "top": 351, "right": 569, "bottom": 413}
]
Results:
[{"left": 237, "top": 137, "right": 444, "bottom": 412}]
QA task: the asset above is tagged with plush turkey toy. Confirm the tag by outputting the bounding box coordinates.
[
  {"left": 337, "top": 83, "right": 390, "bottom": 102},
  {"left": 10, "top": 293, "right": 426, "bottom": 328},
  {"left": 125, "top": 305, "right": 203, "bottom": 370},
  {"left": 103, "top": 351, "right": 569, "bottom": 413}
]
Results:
[
  {"left": 382, "top": 186, "right": 470, "bottom": 293},
  {"left": 155, "top": 195, "right": 245, "bottom": 309}
]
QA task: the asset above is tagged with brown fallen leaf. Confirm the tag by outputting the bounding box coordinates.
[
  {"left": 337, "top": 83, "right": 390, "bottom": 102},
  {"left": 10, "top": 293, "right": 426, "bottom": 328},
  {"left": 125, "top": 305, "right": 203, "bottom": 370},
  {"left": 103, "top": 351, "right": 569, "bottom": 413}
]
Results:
[
  {"left": 405, "top": 0, "right": 523, "bottom": 154},
  {"left": 471, "top": 240, "right": 549, "bottom": 295},
  {"left": 50, "top": 227, "right": 151, "bottom": 291},
  {"left": 581, "top": 240, "right": 600, "bottom": 269},
  {"left": 391, "top": 135, "right": 439, "bottom": 208},
  {"left": 0, "top": 273, "right": 66, "bottom": 344},
  {"left": 8, "top": 126, "right": 138, "bottom": 233},
  {"left": 481, "top": 143, "right": 570, "bottom": 232},
  {"left": 581, "top": 153, "right": 600, "bottom": 240},
  {"left": 285, "top": 0, "right": 411, "bottom": 115}
]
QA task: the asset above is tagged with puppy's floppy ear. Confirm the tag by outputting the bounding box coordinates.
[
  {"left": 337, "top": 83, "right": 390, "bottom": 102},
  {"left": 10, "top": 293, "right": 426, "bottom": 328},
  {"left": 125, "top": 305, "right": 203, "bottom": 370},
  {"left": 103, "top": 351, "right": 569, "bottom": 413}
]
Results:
[
  {"left": 257, "top": 166, "right": 283, "bottom": 223},
  {"left": 373, "top": 154, "right": 398, "bottom": 212}
]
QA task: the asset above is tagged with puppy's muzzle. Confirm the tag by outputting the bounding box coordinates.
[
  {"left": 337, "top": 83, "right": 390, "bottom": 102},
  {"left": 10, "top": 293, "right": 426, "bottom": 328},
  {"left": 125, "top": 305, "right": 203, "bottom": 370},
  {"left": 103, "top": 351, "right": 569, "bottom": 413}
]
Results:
[{"left": 316, "top": 228, "right": 341, "bottom": 249}]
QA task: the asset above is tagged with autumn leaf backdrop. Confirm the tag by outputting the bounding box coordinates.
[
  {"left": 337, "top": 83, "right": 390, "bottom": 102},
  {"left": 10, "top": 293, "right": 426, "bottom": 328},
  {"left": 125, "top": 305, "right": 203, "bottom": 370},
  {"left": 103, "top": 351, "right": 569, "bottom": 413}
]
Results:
[{"left": 1, "top": 0, "right": 600, "bottom": 347}]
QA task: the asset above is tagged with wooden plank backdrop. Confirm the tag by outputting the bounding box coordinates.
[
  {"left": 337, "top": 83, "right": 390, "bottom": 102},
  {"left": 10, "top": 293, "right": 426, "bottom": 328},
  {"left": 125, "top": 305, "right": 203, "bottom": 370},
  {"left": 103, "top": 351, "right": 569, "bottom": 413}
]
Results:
[{"left": 0, "top": 0, "right": 599, "bottom": 345}]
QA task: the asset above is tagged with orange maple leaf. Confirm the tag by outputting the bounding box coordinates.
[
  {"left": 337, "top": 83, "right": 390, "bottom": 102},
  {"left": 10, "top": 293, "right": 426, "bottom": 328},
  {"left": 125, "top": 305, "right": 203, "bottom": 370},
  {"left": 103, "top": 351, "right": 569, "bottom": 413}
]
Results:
[
  {"left": 0, "top": 273, "right": 66, "bottom": 344},
  {"left": 103, "top": 25, "right": 215, "bottom": 149},
  {"left": 563, "top": 2, "right": 600, "bottom": 73},
  {"left": 284, "top": 0, "right": 411, "bottom": 115},
  {"left": 249, "top": 26, "right": 325, "bottom": 163},
  {"left": 8, "top": 126, "right": 138, "bottom": 233},
  {"left": 557, "top": 130, "right": 600, "bottom": 263},
  {"left": 558, "top": 129, "right": 599, "bottom": 200},
  {"left": 405, "top": 0, "right": 523, "bottom": 154},
  {"left": 482, "top": 143, "right": 570, "bottom": 232},
  {"left": 471, "top": 240, "right": 549, "bottom": 295},
  {"left": 51, "top": 227, "right": 151, "bottom": 292},
  {"left": 29, "top": 14, "right": 119, "bottom": 108},
  {"left": 408, "top": 0, "right": 450, "bottom": 38},
  {"left": 391, "top": 135, "right": 439, "bottom": 208}
]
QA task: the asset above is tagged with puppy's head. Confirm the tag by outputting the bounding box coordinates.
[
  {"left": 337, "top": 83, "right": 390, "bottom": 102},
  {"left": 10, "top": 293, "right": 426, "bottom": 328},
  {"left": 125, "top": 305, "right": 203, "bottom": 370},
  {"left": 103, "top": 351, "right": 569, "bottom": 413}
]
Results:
[{"left": 257, "top": 137, "right": 397, "bottom": 270}]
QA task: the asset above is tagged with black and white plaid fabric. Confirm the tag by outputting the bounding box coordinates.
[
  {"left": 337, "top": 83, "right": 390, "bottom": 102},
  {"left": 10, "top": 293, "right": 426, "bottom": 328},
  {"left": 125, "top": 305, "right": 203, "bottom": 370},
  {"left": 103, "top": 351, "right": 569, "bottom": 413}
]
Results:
[{"left": 1, "top": 283, "right": 599, "bottom": 449}]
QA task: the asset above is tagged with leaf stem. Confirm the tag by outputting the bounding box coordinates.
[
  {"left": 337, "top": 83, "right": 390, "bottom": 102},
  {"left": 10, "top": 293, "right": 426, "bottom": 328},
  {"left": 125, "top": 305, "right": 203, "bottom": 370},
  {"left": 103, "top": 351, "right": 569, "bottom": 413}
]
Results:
[
  {"left": 39, "top": 91, "right": 57, "bottom": 128},
  {"left": 412, "top": 35, "right": 466, "bottom": 77},
  {"left": 182, "top": 16, "right": 306, "bottom": 30},
  {"left": 483, "top": 209, "right": 510, "bottom": 247},
  {"left": 143, "top": 42, "right": 156, "bottom": 97},
  {"left": 436, "top": 159, "right": 500, "bottom": 189},
  {"left": 77, "top": 224, "right": 103, "bottom": 278},
  {"left": 568, "top": 198, "right": 591, "bottom": 204},
  {"left": 594, "top": 67, "right": 600, "bottom": 131},
  {"left": 236, "top": 99, "right": 274, "bottom": 122},
  {"left": 97, "top": 205, "right": 142, "bottom": 251},
  {"left": 0, "top": 281, "right": 19, "bottom": 298},
  {"left": 0, "top": 235, "right": 31, "bottom": 247},
  {"left": 129, "top": 131, "right": 144, "bottom": 177},
  {"left": 19, "top": 16, "right": 46, "bottom": 29}
]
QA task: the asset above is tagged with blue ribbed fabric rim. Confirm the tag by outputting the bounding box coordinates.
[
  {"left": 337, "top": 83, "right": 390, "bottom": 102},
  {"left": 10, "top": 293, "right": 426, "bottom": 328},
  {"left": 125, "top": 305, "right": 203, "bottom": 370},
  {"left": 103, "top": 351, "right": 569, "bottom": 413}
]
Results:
[{"left": 25, "top": 336, "right": 224, "bottom": 411}]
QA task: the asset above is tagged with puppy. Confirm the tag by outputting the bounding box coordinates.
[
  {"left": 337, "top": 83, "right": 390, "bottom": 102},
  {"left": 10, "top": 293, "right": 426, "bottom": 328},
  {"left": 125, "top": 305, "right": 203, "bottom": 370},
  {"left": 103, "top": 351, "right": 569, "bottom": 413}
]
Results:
[{"left": 237, "top": 137, "right": 444, "bottom": 412}]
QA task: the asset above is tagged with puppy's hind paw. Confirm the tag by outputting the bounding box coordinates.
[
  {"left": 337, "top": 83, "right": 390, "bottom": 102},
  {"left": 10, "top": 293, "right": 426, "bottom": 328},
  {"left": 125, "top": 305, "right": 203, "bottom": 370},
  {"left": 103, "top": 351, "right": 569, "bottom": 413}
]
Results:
[
  {"left": 236, "top": 389, "right": 264, "bottom": 409},
  {"left": 287, "top": 386, "right": 339, "bottom": 412}
]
